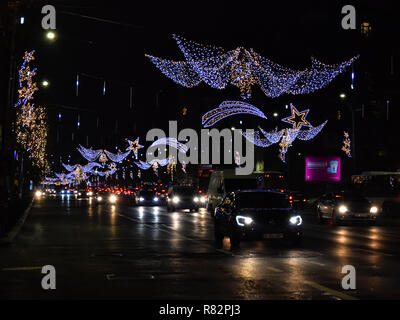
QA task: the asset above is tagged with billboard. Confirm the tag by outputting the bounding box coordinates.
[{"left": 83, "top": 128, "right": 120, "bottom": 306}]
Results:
[{"left": 305, "top": 156, "right": 341, "bottom": 182}]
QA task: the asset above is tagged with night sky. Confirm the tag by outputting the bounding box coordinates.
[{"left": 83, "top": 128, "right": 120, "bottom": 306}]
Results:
[{"left": 13, "top": 0, "right": 399, "bottom": 176}]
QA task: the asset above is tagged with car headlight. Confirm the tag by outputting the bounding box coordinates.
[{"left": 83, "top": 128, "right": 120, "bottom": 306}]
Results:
[
  {"left": 153, "top": 197, "right": 159, "bottom": 202},
  {"left": 139, "top": 197, "right": 144, "bottom": 202},
  {"left": 194, "top": 197, "right": 199, "bottom": 202},
  {"left": 35, "top": 190, "right": 42, "bottom": 197},
  {"left": 61, "top": 190, "right": 65, "bottom": 194},
  {"left": 172, "top": 196, "right": 180, "bottom": 204},
  {"left": 289, "top": 215, "right": 303, "bottom": 226},
  {"left": 370, "top": 206, "right": 378, "bottom": 214},
  {"left": 200, "top": 196, "right": 206, "bottom": 203},
  {"left": 78, "top": 192, "right": 82, "bottom": 196},
  {"left": 338, "top": 205, "right": 348, "bottom": 214},
  {"left": 236, "top": 215, "right": 253, "bottom": 226},
  {"left": 87, "top": 191, "right": 93, "bottom": 196},
  {"left": 97, "top": 196, "right": 102, "bottom": 201},
  {"left": 109, "top": 195, "right": 117, "bottom": 203}
]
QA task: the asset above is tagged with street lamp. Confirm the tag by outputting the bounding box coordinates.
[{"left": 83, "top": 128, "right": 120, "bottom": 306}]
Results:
[
  {"left": 42, "top": 80, "right": 49, "bottom": 87},
  {"left": 46, "top": 31, "right": 56, "bottom": 40},
  {"left": 273, "top": 112, "right": 278, "bottom": 117},
  {"left": 340, "top": 93, "right": 346, "bottom": 99}
]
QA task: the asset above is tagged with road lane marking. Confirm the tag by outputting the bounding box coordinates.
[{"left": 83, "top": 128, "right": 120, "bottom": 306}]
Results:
[
  {"left": 303, "top": 280, "right": 359, "bottom": 300},
  {"left": 2, "top": 266, "right": 42, "bottom": 271}
]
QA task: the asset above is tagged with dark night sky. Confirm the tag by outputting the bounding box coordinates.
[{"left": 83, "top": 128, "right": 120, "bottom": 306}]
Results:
[{"left": 12, "top": 0, "right": 399, "bottom": 173}]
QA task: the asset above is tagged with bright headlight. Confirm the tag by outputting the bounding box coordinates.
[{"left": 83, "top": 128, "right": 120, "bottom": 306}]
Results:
[
  {"left": 153, "top": 197, "right": 159, "bottom": 202},
  {"left": 35, "top": 190, "right": 42, "bottom": 197},
  {"left": 87, "top": 191, "right": 93, "bottom": 196},
  {"left": 194, "top": 197, "right": 199, "bottom": 202},
  {"left": 236, "top": 215, "right": 253, "bottom": 226},
  {"left": 139, "top": 197, "right": 144, "bottom": 202},
  {"left": 200, "top": 196, "right": 206, "bottom": 203},
  {"left": 289, "top": 215, "right": 303, "bottom": 226},
  {"left": 370, "top": 206, "right": 378, "bottom": 214},
  {"left": 338, "top": 205, "right": 348, "bottom": 214},
  {"left": 109, "top": 195, "right": 117, "bottom": 203},
  {"left": 172, "top": 196, "right": 180, "bottom": 204},
  {"left": 97, "top": 196, "right": 102, "bottom": 201}
]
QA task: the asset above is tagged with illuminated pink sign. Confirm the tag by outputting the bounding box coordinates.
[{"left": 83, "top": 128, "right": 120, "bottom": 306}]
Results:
[{"left": 305, "top": 156, "right": 341, "bottom": 182}]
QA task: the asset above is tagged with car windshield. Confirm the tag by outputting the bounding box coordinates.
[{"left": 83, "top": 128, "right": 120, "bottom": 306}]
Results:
[
  {"left": 235, "top": 192, "right": 291, "bottom": 208},
  {"left": 140, "top": 191, "right": 155, "bottom": 196},
  {"left": 224, "top": 179, "right": 258, "bottom": 192},
  {"left": 174, "top": 187, "right": 196, "bottom": 196},
  {"left": 335, "top": 193, "right": 369, "bottom": 202}
]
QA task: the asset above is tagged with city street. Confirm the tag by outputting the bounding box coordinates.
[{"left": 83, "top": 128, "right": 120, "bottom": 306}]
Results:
[{"left": 1, "top": 197, "right": 400, "bottom": 300}]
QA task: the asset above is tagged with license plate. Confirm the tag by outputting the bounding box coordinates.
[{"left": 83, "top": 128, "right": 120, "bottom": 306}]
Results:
[
  {"left": 263, "top": 233, "right": 284, "bottom": 239},
  {"left": 354, "top": 213, "right": 368, "bottom": 217}
]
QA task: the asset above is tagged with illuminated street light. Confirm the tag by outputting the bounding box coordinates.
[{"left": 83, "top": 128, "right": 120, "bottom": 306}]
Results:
[
  {"left": 273, "top": 112, "right": 278, "bottom": 117},
  {"left": 42, "top": 80, "right": 49, "bottom": 87},
  {"left": 46, "top": 31, "right": 56, "bottom": 40},
  {"left": 340, "top": 93, "right": 346, "bottom": 99}
]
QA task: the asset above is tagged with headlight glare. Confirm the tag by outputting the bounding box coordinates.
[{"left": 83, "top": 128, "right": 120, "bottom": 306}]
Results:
[
  {"left": 338, "top": 205, "right": 348, "bottom": 214},
  {"left": 370, "top": 206, "right": 378, "bottom": 214},
  {"left": 236, "top": 215, "right": 253, "bottom": 226},
  {"left": 172, "top": 196, "right": 180, "bottom": 204},
  {"left": 289, "top": 215, "right": 303, "bottom": 226}
]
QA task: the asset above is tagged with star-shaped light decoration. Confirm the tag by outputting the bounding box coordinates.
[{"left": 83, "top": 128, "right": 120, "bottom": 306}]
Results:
[
  {"left": 281, "top": 104, "right": 312, "bottom": 131},
  {"left": 342, "top": 131, "right": 352, "bottom": 157},
  {"left": 126, "top": 137, "right": 143, "bottom": 159}
]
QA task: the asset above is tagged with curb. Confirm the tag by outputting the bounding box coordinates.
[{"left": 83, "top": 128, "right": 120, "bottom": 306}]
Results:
[{"left": 0, "top": 199, "right": 34, "bottom": 245}]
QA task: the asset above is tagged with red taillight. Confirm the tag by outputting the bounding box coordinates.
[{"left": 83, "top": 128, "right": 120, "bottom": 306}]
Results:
[{"left": 289, "top": 195, "right": 293, "bottom": 200}]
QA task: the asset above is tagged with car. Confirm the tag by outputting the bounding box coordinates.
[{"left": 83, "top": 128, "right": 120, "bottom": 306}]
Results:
[
  {"left": 213, "top": 189, "right": 303, "bottom": 248},
  {"left": 136, "top": 190, "right": 161, "bottom": 206},
  {"left": 287, "top": 190, "right": 308, "bottom": 209},
  {"left": 207, "top": 169, "right": 259, "bottom": 215},
  {"left": 76, "top": 189, "right": 94, "bottom": 199},
  {"left": 166, "top": 185, "right": 199, "bottom": 212},
  {"left": 316, "top": 191, "right": 379, "bottom": 225}
]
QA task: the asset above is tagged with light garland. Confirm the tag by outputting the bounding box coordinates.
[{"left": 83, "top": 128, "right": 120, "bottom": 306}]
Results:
[
  {"left": 146, "top": 34, "right": 358, "bottom": 99},
  {"left": 15, "top": 51, "right": 49, "bottom": 172},
  {"left": 202, "top": 100, "right": 267, "bottom": 128},
  {"left": 77, "top": 145, "right": 130, "bottom": 163},
  {"left": 342, "top": 131, "right": 352, "bottom": 157}
]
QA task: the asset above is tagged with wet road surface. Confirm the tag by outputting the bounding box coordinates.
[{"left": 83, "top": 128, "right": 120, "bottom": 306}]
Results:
[{"left": 1, "top": 197, "right": 400, "bottom": 299}]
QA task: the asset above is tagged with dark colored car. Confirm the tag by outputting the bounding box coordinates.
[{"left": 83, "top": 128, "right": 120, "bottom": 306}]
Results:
[
  {"left": 167, "top": 185, "right": 199, "bottom": 212},
  {"left": 213, "top": 189, "right": 303, "bottom": 247},
  {"left": 287, "top": 190, "right": 308, "bottom": 209},
  {"left": 316, "top": 191, "right": 379, "bottom": 225},
  {"left": 136, "top": 190, "right": 161, "bottom": 206},
  {"left": 76, "top": 189, "right": 94, "bottom": 199}
]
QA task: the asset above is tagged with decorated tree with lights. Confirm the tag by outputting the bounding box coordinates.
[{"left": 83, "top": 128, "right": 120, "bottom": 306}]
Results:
[{"left": 15, "top": 51, "right": 49, "bottom": 184}]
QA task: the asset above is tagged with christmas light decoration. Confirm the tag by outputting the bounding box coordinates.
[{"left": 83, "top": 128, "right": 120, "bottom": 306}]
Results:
[
  {"left": 146, "top": 34, "right": 358, "bottom": 99},
  {"left": 150, "top": 137, "right": 188, "bottom": 153},
  {"left": 126, "top": 137, "right": 143, "bottom": 159},
  {"left": 202, "top": 100, "right": 267, "bottom": 128},
  {"left": 241, "top": 104, "right": 328, "bottom": 163},
  {"left": 77, "top": 145, "right": 130, "bottom": 163},
  {"left": 342, "top": 131, "right": 352, "bottom": 157},
  {"left": 15, "top": 51, "right": 49, "bottom": 172},
  {"left": 281, "top": 104, "right": 312, "bottom": 131},
  {"left": 77, "top": 145, "right": 101, "bottom": 162},
  {"left": 104, "top": 150, "right": 130, "bottom": 163}
]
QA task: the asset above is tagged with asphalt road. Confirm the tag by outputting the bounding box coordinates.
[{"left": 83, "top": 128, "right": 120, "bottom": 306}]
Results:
[{"left": 1, "top": 196, "right": 400, "bottom": 300}]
